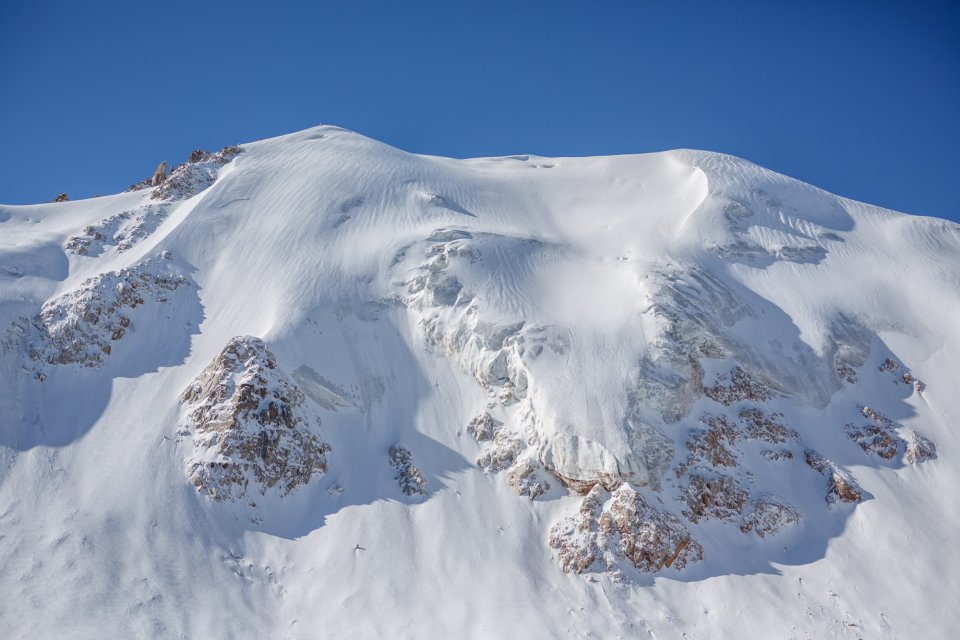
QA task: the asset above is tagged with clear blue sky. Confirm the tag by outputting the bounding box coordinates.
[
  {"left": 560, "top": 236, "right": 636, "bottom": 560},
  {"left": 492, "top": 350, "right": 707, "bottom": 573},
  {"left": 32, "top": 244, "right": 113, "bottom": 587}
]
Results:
[{"left": 2, "top": 1, "right": 958, "bottom": 220}]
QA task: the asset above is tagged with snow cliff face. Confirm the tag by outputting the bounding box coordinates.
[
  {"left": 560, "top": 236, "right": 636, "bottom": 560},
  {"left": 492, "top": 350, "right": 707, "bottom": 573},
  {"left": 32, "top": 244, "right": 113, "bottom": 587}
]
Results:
[{"left": 0, "top": 125, "right": 958, "bottom": 638}]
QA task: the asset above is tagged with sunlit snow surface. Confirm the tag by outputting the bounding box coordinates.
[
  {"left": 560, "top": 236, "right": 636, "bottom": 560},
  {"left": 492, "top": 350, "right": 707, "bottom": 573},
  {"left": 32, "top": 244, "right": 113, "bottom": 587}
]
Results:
[{"left": 1, "top": 126, "right": 958, "bottom": 638}]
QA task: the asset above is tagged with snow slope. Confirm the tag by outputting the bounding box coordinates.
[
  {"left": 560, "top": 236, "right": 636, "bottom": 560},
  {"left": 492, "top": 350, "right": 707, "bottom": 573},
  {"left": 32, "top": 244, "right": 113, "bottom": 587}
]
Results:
[{"left": 1, "top": 125, "right": 958, "bottom": 638}]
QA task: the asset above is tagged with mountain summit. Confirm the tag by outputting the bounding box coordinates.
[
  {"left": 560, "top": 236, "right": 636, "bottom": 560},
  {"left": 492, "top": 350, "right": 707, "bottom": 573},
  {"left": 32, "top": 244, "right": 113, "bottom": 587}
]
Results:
[{"left": 1, "top": 125, "right": 957, "bottom": 638}]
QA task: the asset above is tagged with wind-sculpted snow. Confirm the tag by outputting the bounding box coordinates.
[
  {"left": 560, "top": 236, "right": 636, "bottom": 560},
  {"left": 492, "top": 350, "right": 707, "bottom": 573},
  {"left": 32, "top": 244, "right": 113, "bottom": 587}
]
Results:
[
  {"left": 397, "top": 228, "right": 677, "bottom": 491},
  {"left": 687, "top": 150, "right": 852, "bottom": 267},
  {"left": 1, "top": 126, "right": 958, "bottom": 638},
  {"left": 64, "top": 147, "right": 242, "bottom": 258},
  {"left": 629, "top": 265, "right": 744, "bottom": 423},
  {"left": 386, "top": 180, "right": 942, "bottom": 584},
  {"left": 383, "top": 211, "right": 947, "bottom": 587}
]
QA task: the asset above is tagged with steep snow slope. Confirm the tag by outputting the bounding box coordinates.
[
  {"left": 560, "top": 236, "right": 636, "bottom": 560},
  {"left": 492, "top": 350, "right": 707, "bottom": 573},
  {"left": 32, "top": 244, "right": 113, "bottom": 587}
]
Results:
[{"left": 1, "top": 125, "right": 958, "bottom": 638}]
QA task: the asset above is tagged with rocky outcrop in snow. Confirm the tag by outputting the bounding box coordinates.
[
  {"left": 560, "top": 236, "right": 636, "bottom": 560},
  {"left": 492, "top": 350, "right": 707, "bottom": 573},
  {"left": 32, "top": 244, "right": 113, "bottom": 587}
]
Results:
[
  {"left": 740, "top": 498, "right": 802, "bottom": 537},
  {"left": 704, "top": 367, "right": 775, "bottom": 405},
  {"left": 827, "top": 473, "right": 863, "bottom": 504},
  {"left": 671, "top": 401, "right": 806, "bottom": 532},
  {"left": 466, "top": 411, "right": 551, "bottom": 498},
  {"left": 504, "top": 456, "right": 551, "bottom": 499},
  {"left": 804, "top": 448, "right": 863, "bottom": 504},
  {"left": 388, "top": 445, "right": 427, "bottom": 496},
  {"left": 65, "top": 204, "right": 169, "bottom": 256},
  {"left": 476, "top": 429, "right": 522, "bottom": 473},
  {"left": 549, "top": 483, "right": 703, "bottom": 576},
  {"left": 682, "top": 414, "right": 740, "bottom": 469},
  {"left": 466, "top": 412, "right": 499, "bottom": 442},
  {"left": 681, "top": 473, "right": 749, "bottom": 523},
  {"left": 3, "top": 255, "right": 191, "bottom": 377},
  {"left": 738, "top": 408, "right": 796, "bottom": 444},
  {"left": 904, "top": 431, "right": 937, "bottom": 464},
  {"left": 844, "top": 421, "right": 899, "bottom": 460},
  {"left": 400, "top": 232, "right": 940, "bottom": 573},
  {"left": 68, "top": 147, "right": 241, "bottom": 257},
  {"left": 179, "top": 336, "right": 330, "bottom": 502},
  {"left": 844, "top": 405, "right": 937, "bottom": 465},
  {"left": 878, "top": 357, "right": 925, "bottom": 393},
  {"left": 153, "top": 146, "right": 241, "bottom": 201},
  {"left": 151, "top": 161, "right": 168, "bottom": 187},
  {"left": 125, "top": 145, "right": 241, "bottom": 199}
]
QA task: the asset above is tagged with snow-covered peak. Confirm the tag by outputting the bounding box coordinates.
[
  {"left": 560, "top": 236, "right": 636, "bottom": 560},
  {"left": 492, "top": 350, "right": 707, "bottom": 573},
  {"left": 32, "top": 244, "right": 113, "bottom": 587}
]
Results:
[{"left": 1, "top": 125, "right": 958, "bottom": 638}]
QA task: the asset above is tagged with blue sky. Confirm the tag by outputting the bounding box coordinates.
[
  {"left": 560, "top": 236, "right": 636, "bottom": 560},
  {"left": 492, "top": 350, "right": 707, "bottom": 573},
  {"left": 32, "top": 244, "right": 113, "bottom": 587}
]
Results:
[{"left": 2, "top": 1, "right": 958, "bottom": 220}]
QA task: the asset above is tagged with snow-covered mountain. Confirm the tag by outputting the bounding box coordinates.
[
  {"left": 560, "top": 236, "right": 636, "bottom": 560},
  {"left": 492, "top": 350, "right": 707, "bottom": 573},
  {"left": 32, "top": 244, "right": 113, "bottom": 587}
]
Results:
[{"left": 1, "top": 125, "right": 957, "bottom": 638}]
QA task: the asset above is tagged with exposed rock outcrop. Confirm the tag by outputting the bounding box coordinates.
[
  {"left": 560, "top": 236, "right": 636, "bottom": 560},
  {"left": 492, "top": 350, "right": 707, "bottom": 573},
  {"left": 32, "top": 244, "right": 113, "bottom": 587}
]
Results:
[
  {"left": 740, "top": 498, "right": 801, "bottom": 537},
  {"left": 878, "top": 358, "right": 925, "bottom": 393},
  {"left": 704, "top": 367, "right": 775, "bottom": 405},
  {"left": 685, "top": 414, "right": 740, "bottom": 468},
  {"left": 761, "top": 449, "right": 793, "bottom": 461},
  {"left": 609, "top": 484, "right": 703, "bottom": 573},
  {"left": 549, "top": 483, "right": 703, "bottom": 576},
  {"left": 4, "top": 256, "right": 191, "bottom": 375},
  {"left": 466, "top": 412, "right": 551, "bottom": 499},
  {"left": 65, "top": 204, "right": 168, "bottom": 256},
  {"left": 827, "top": 473, "right": 863, "bottom": 504},
  {"left": 476, "top": 430, "right": 523, "bottom": 473},
  {"left": 72, "top": 146, "right": 242, "bottom": 255},
  {"left": 803, "top": 448, "right": 832, "bottom": 474},
  {"left": 844, "top": 422, "right": 898, "bottom": 460},
  {"left": 179, "top": 336, "right": 330, "bottom": 502},
  {"left": 739, "top": 408, "right": 796, "bottom": 444},
  {"left": 389, "top": 445, "right": 427, "bottom": 496},
  {"left": 804, "top": 448, "right": 863, "bottom": 504},
  {"left": 846, "top": 405, "right": 937, "bottom": 464},
  {"left": 151, "top": 161, "right": 168, "bottom": 186},
  {"left": 466, "top": 412, "right": 499, "bottom": 442},
  {"left": 152, "top": 145, "right": 241, "bottom": 201},
  {"left": 904, "top": 431, "right": 937, "bottom": 464},
  {"left": 681, "top": 409, "right": 796, "bottom": 475},
  {"left": 549, "top": 484, "right": 607, "bottom": 574},
  {"left": 681, "top": 473, "right": 748, "bottom": 523},
  {"left": 671, "top": 406, "right": 809, "bottom": 535},
  {"left": 835, "top": 361, "right": 858, "bottom": 385},
  {"left": 878, "top": 358, "right": 900, "bottom": 373},
  {"left": 505, "top": 456, "right": 551, "bottom": 499}
]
